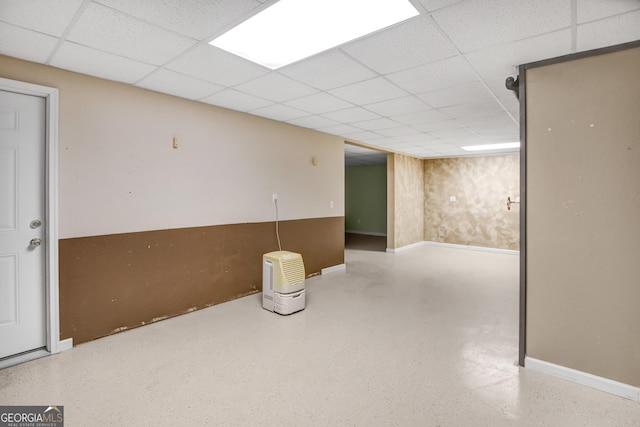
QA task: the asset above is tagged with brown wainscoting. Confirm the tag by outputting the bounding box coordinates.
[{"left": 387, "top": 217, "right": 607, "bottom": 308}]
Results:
[{"left": 59, "top": 217, "right": 344, "bottom": 344}]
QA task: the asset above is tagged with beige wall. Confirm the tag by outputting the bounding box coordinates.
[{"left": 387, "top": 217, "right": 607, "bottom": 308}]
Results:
[
  {"left": 0, "top": 55, "right": 344, "bottom": 238},
  {"left": 526, "top": 46, "right": 640, "bottom": 386},
  {"left": 424, "top": 155, "right": 519, "bottom": 250},
  {"left": 388, "top": 153, "right": 424, "bottom": 249},
  {"left": 0, "top": 55, "right": 345, "bottom": 344}
]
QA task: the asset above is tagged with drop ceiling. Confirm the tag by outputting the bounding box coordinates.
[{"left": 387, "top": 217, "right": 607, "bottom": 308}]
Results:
[{"left": 1, "top": 0, "right": 638, "bottom": 162}]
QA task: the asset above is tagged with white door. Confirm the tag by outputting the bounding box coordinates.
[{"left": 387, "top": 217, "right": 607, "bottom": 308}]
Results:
[{"left": 0, "top": 90, "right": 46, "bottom": 359}]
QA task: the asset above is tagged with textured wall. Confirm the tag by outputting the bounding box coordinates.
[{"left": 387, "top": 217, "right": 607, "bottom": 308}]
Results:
[
  {"left": 389, "top": 154, "right": 424, "bottom": 249},
  {"left": 345, "top": 163, "right": 387, "bottom": 235},
  {"left": 424, "top": 155, "right": 519, "bottom": 250}
]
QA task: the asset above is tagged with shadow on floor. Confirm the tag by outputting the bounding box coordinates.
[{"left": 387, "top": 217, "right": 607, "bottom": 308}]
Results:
[{"left": 345, "top": 232, "right": 386, "bottom": 252}]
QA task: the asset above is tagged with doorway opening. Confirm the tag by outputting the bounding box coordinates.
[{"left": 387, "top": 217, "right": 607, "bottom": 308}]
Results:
[{"left": 344, "top": 143, "right": 387, "bottom": 252}]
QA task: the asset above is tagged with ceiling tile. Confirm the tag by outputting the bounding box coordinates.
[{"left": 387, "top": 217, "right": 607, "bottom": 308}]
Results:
[
  {"left": 376, "top": 126, "right": 424, "bottom": 138},
  {"left": 464, "top": 29, "right": 572, "bottom": 80},
  {"left": 287, "top": 115, "right": 340, "bottom": 129},
  {"left": 391, "top": 109, "right": 452, "bottom": 125},
  {"left": 235, "top": 73, "right": 317, "bottom": 102},
  {"left": 418, "top": 81, "right": 494, "bottom": 108},
  {"left": 322, "top": 107, "right": 381, "bottom": 123},
  {"left": 485, "top": 76, "right": 515, "bottom": 98},
  {"left": 577, "top": 0, "right": 640, "bottom": 24},
  {"left": 284, "top": 92, "right": 353, "bottom": 115},
  {"left": 200, "top": 88, "right": 272, "bottom": 112},
  {"left": 347, "top": 131, "right": 386, "bottom": 141},
  {"left": 432, "top": 0, "right": 571, "bottom": 53},
  {"left": 418, "top": 0, "right": 465, "bottom": 13},
  {"left": 412, "top": 119, "right": 464, "bottom": 132},
  {"left": 249, "top": 104, "right": 309, "bottom": 122},
  {"left": 320, "top": 124, "right": 365, "bottom": 136},
  {"left": 354, "top": 118, "right": 403, "bottom": 131},
  {"left": 387, "top": 55, "right": 479, "bottom": 94},
  {"left": 0, "top": 0, "right": 83, "bottom": 37},
  {"left": 279, "top": 50, "right": 377, "bottom": 91},
  {"left": 340, "top": 16, "right": 459, "bottom": 74},
  {"left": 136, "top": 69, "right": 223, "bottom": 100},
  {"left": 364, "top": 96, "right": 431, "bottom": 116},
  {"left": 166, "top": 45, "right": 269, "bottom": 87},
  {"left": 329, "top": 77, "right": 409, "bottom": 105},
  {"left": 438, "top": 99, "right": 506, "bottom": 120},
  {"left": 67, "top": 3, "right": 197, "bottom": 66},
  {"left": 0, "top": 23, "right": 58, "bottom": 63},
  {"left": 577, "top": 11, "right": 640, "bottom": 52},
  {"left": 50, "top": 42, "right": 157, "bottom": 84},
  {"left": 93, "top": 0, "right": 263, "bottom": 39}
]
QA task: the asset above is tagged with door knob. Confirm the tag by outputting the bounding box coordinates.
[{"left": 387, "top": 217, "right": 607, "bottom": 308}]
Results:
[{"left": 30, "top": 238, "right": 42, "bottom": 247}]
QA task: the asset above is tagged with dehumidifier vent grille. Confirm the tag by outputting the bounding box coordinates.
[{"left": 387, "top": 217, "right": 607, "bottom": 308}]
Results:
[{"left": 281, "top": 257, "right": 305, "bottom": 283}]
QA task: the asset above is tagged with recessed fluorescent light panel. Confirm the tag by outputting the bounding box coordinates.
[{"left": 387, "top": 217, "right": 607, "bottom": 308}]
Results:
[
  {"left": 461, "top": 142, "right": 521, "bottom": 152},
  {"left": 209, "top": 0, "right": 419, "bottom": 69}
]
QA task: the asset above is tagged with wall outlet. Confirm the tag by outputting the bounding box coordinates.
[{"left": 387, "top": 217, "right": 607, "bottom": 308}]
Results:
[
  {"left": 272, "top": 193, "right": 277, "bottom": 203},
  {"left": 330, "top": 200, "right": 334, "bottom": 208},
  {"left": 450, "top": 195, "right": 456, "bottom": 202},
  {"left": 172, "top": 137, "right": 179, "bottom": 149}
]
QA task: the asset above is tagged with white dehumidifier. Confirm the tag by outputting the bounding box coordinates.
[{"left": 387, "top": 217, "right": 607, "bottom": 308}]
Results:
[{"left": 262, "top": 250, "right": 306, "bottom": 315}]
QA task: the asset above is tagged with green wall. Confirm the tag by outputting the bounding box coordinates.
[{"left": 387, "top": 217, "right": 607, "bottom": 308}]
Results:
[{"left": 345, "top": 163, "right": 387, "bottom": 235}]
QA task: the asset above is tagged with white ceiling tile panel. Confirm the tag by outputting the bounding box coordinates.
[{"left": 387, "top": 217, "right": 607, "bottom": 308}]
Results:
[
  {"left": 166, "top": 45, "right": 268, "bottom": 87},
  {"left": 577, "top": 10, "right": 640, "bottom": 52},
  {"left": 135, "top": 69, "right": 223, "bottom": 100},
  {"left": 464, "top": 30, "right": 572, "bottom": 80},
  {"left": 387, "top": 55, "right": 479, "bottom": 94},
  {"left": 328, "top": 77, "right": 409, "bottom": 105},
  {"left": 428, "top": 128, "right": 475, "bottom": 138},
  {"left": 0, "top": 23, "right": 58, "bottom": 63},
  {"left": 497, "top": 96, "right": 520, "bottom": 117},
  {"left": 93, "top": 0, "right": 263, "bottom": 39},
  {"left": 376, "top": 126, "right": 424, "bottom": 138},
  {"left": 577, "top": 0, "right": 640, "bottom": 24},
  {"left": 364, "top": 96, "right": 431, "bottom": 116},
  {"left": 279, "top": 50, "right": 377, "bottom": 90},
  {"left": 249, "top": 104, "right": 309, "bottom": 122},
  {"left": 51, "top": 42, "right": 157, "bottom": 84},
  {"left": 0, "top": 0, "right": 83, "bottom": 37},
  {"left": 234, "top": 72, "right": 317, "bottom": 102},
  {"left": 353, "top": 118, "right": 403, "bottom": 131},
  {"left": 432, "top": 0, "right": 571, "bottom": 53},
  {"left": 66, "top": 3, "right": 197, "bottom": 66},
  {"left": 321, "top": 124, "right": 366, "bottom": 136},
  {"left": 284, "top": 92, "right": 353, "bottom": 115},
  {"left": 418, "top": 0, "right": 465, "bottom": 12},
  {"left": 200, "top": 88, "right": 272, "bottom": 112},
  {"left": 287, "top": 115, "right": 340, "bottom": 129},
  {"left": 347, "top": 131, "right": 386, "bottom": 141},
  {"left": 438, "top": 99, "right": 506, "bottom": 120},
  {"left": 340, "top": 16, "right": 459, "bottom": 74},
  {"left": 418, "top": 81, "right": 495, "bottom": 108},
  {"left": 391, "top": 109, "right": 452, "bottom": 125},
  {"left": 322, "top": 107, "right": 381, "bottom": 123},
  {"left": 412, "top": 119, "right": 465, "bottom": 132}
]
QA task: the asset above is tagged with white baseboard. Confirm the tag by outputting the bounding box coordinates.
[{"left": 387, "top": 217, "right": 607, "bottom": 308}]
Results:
[
  {"left": 345, "top": 230, "right": 387, "bottom": 237},
  {"left": 423, "top": 241, "right": 519, "bottom": 255},
  {"left": 386, "top": 241, "right": 425, "bottom": 253},
  {"left": 322, "top": 264, "right": 346, "bottom": 274},
  {"left": 58, "top": 338, "right": 73, "bottom": 352},
  {"left": 525, "top": 357, "right": 640, "bottom": 402}
]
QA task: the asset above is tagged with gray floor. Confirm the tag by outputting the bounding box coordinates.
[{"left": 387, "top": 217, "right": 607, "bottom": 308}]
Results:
[{"left": 1, "top": 245, "right": 639, "bottom": 426}]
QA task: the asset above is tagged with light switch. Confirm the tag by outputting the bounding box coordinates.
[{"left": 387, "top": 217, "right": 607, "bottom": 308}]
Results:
[{"left": 450, "top": 196, "right": 456, "bottom": 202}]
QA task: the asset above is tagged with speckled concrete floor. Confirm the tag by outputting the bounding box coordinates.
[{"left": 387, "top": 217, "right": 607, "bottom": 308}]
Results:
[{"left": 1, "top": 245, "right": 638, "bottom": 426}]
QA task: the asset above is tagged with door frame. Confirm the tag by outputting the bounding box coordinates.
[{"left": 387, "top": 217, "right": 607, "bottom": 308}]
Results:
[{"left": 0, "top": 77, "right": 69, "bottom": 366}]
